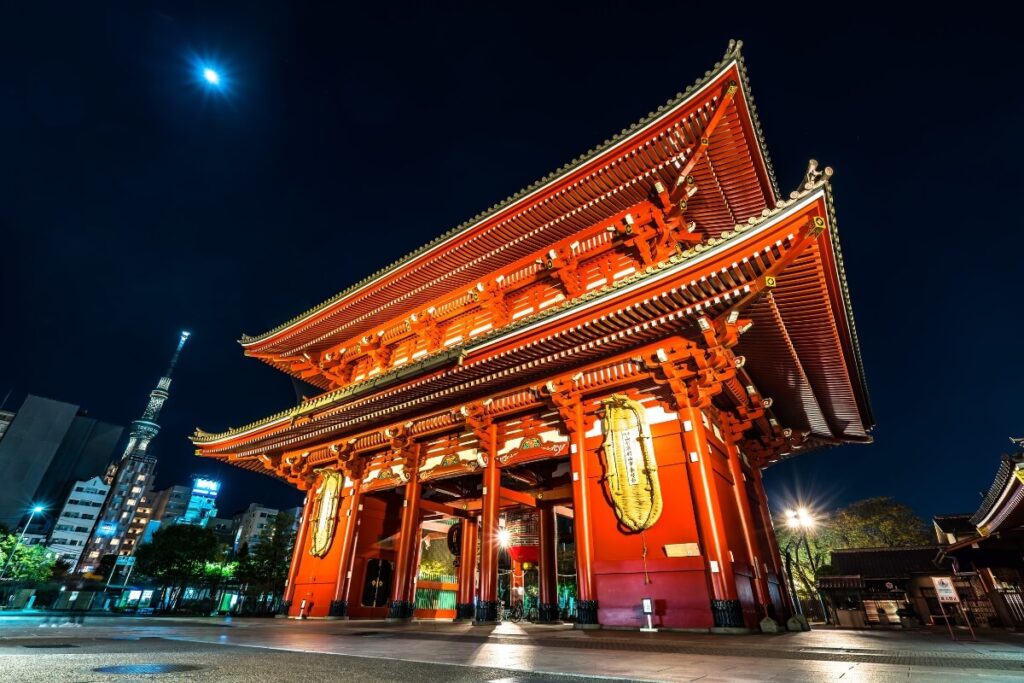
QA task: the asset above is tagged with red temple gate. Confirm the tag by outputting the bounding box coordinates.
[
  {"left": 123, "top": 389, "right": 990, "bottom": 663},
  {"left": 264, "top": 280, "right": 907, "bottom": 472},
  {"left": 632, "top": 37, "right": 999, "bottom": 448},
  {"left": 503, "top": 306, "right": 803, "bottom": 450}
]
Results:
[{"left": 193, "top": 41, "right": 872, "bottom": 631}]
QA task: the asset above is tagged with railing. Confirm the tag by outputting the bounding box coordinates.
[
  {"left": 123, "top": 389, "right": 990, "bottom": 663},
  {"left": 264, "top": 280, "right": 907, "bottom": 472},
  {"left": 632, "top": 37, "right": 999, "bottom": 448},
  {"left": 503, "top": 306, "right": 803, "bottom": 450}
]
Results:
[
  {"left": 417, "top": 569, "right": 457, "bottom": 584},
  {"left": 414, "top": 569, "right": 457, "bottom": 615},
  {"left": 414, "top": 587, "right": 457, "bottom": 611},
  {"left": 996, "top": 587, "right": 1024, "bottom": 627}
]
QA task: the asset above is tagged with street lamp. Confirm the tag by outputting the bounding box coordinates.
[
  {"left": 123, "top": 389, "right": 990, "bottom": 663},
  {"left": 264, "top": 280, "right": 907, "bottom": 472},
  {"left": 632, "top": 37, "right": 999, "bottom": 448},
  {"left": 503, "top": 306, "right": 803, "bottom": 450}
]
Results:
[
  {"left": 782, "top": 506, "right": 829, "bottom": 624},
  {"left": 0, "top": 505, "right": 45, "bottom": 580}
]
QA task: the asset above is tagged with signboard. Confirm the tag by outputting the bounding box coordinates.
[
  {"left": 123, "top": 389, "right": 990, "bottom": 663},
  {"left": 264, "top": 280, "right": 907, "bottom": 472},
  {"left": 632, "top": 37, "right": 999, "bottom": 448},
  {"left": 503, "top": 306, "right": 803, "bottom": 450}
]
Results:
[
  {"left": 663, "top": 543, "right": 700, "bottom": 558},
  {"left": 931, "top": 576, "right": 960, "bottom": 603},
  {"left": 193, "top": 478, "right": 220, "bottom": 494},
  {"left": 115, "top": 555, "right": 136, "bottom": 566}
]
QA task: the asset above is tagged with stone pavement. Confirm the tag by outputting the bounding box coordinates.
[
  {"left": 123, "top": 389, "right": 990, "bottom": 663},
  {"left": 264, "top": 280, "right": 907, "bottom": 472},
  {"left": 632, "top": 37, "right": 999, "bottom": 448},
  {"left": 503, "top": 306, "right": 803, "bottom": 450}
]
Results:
[{"left": 1, "top": 613, "right": 1023, "bottom": 681}]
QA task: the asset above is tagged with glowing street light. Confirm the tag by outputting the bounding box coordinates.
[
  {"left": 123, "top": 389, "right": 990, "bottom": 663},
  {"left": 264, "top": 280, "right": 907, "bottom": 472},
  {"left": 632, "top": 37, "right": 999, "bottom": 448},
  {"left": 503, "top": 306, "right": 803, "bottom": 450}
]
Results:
[
  {"left": 0, "top": 504, "right": 45, "bottom": 580},
  {"left": 497, "top": 527, "right": 512, "bottom": 548},
  {"left": 202, "top": 68, "right": 220, "bottom": 86},
  {"left": 781, "top": 504, "right": 828, "bottom": 624},
  {"left": 786, "top": 507, "right": 815, "bottom": 530}
]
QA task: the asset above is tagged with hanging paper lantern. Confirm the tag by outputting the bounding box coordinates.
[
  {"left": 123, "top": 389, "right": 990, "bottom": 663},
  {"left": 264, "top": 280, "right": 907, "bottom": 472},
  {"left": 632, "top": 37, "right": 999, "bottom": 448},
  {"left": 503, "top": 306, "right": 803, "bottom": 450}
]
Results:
[{"left": 505, "top": 509, "right": 539, "bottom": 564}]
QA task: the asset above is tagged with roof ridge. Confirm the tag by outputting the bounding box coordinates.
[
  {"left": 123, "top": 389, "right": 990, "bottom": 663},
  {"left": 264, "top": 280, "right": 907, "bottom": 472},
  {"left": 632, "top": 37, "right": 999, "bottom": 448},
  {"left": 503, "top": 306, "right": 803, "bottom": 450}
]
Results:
[{"left": 240, "top": 40, "right": 770, "bottom": 348}]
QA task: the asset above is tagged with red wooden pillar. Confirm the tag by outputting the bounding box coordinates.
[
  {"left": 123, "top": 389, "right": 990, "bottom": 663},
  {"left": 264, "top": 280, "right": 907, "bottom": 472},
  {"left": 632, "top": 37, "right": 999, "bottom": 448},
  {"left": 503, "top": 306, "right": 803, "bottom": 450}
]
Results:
[
  {"left": 389, "top": 474, "right": 421, "bottom": 620},
  {"left": 724, "top": 438, "right": 771, "bottom": 621},
  {"left": 330, "top": 480, "right": 363, "bottom": 618},
  {"left": 455, "top": 517, "right": 478, "bottom": 620},
  {"left": 677, "top": 401, "right": 743, "bottom": 628},
  {"left": 284, "top": 489, "right": 315, "bottom": 616},
  {"left": 751, "top": 466, "right": 795, "bottom": 618},
  {"left": 538, "top": 504, "right": 559, "bottom": 622},
  {"left": 476, "top": 431, "right": 500, "bottom": 623},
  {"left": 406, "top": 507, "right": 424, "bottom": 606},
  {"left": 568, "top": 398, "right": 598, "bottom": 626}
]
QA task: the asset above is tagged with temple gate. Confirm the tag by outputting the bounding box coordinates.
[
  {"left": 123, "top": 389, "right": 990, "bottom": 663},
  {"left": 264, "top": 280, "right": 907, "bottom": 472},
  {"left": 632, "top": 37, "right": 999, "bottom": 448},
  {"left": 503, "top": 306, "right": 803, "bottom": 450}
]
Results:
[{"left": 193, "top": 41, "right": 872, "bottom": 631}]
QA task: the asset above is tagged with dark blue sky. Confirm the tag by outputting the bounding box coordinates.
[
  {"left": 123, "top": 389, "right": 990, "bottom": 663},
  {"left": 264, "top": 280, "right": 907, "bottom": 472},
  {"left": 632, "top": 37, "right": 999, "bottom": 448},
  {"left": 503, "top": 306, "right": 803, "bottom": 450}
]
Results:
[{"left": 2, "top": 3, "right": 1020, "bottom": 520}]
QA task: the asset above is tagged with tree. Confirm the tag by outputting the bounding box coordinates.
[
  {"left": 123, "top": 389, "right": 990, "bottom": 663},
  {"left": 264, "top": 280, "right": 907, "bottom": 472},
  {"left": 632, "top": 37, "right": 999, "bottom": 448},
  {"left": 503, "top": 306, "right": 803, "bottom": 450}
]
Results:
[
  {"left": 134, "top": 524, "right": 219, "bottom": 609},
  {"left": 777, "top": 497, "right": 931, "bottom": 599},
  {"left": 829, "top": 498, "right": 931, "bottom": 549},
  {"left": 0, "top": 533, "right": 57, "bottom": 582},
  {"left": 235, "top": 512, "right": 294, "bottom": 613}
]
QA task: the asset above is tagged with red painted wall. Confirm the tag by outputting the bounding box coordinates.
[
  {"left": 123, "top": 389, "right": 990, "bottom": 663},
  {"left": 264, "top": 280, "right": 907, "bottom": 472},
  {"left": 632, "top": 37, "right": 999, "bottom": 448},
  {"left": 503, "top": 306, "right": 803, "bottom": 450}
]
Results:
[
  {"left": 288, "top": 487, "right": 354, "bottom": 618},
  {"left": 587, "top": 425, "right": 714, "bottom": 629}
]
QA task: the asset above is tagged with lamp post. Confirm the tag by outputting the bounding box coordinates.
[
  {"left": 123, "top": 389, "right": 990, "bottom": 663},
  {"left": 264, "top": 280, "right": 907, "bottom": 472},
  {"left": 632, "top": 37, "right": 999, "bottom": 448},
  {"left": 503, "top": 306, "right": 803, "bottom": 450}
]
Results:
[
  {"left": 0, "top": 505, "right": 44, "bottom": 581},
  {"left": 783, "top": 507, "right": 830, "bottom": 624}
]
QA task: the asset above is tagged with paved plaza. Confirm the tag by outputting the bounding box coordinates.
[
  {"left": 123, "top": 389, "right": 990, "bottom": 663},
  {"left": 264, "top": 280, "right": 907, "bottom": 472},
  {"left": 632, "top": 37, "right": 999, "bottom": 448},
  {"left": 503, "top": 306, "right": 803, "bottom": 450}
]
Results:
[{"left": 2, "top": 615, "right": 1023, "bottom": 682}]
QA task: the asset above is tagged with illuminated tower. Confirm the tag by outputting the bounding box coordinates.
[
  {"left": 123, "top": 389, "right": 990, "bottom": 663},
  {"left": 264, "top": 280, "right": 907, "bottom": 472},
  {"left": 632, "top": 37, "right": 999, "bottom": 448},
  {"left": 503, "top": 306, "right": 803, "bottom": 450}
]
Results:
[{"left": 76, "top": 331, "right": 191, "bottom": 574}]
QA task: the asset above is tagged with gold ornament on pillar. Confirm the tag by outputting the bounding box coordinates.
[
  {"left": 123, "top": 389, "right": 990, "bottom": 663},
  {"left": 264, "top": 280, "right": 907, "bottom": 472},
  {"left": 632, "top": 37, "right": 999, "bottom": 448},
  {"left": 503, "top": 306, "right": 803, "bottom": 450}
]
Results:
[
  {"left": 309, "top": 468, "right": 343, "bottom": 557},
  {"left": 600, "top": 395, "right": 663, "bottom": 531}
]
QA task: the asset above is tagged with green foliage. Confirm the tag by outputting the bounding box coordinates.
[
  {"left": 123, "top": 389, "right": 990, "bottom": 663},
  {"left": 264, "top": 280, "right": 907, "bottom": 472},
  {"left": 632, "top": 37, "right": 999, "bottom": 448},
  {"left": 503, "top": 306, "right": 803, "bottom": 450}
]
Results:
[
  {"left": 419, "top": 531, "right": 456, "bottom": 577},
  {"left": 235, "top": 512, "right": 294, "bottom": 595},
  {"left": 0, "top": 534, "right": 57, "bottom": 582},
  {"left": 204, "top": 560, "right": 237, "bottom": 580},
  {"left": 777, "top": 497, "right": 931, "bottom": 598},
  {"left": 134, "top": 524, "right": 220, "bottom": 589},
  {"left": 828, "top": 498, "right": 931, "bottom": 549}
]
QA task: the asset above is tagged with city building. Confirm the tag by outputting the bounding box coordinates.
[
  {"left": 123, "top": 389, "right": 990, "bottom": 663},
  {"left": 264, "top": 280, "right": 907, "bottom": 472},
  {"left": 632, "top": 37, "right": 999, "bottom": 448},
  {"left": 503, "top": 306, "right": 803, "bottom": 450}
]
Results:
[
  {"left": 233, "top": 503, "right": 280, "bottom": 552},
  {"left": 0, "top": 394, "right": 123, "bottom": 533},
  {"left": 122, "top": 487, "right": 158, "bottom": 555},
  {"left": 207, "top": 517, "right": 237, "bottom": 547},
  {"left": 77, "top": 331, "right": 191, "bottom": 574},
  {"left": 46, "top": 476, "right": 110, "bottom": 566},
  {"left": 148, "top": 484, "right": 191, "bottom": 527},
  {"left": 0, "top": 409, "right": 14, "bottom": 442},
  {"left": 192, "top": 43, "right": 873, "bottom": 628},
  {"left": 231, "top": 504, "right": 301, "bottom": 555},
  {"left": 180, "top": 477, "right": 220, "bottom": 527}
]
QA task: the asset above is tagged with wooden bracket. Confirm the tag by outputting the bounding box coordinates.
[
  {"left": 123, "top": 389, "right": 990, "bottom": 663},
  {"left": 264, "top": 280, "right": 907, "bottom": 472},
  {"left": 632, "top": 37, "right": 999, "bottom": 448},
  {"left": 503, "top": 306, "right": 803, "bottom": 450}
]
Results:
[
  {"left": 457, "top": 402, "right": 494, "bottom": 455},
  {"left": 473, "top": 280, "right": 511, "bottom": 327},
  {"left": 360, "top": 331, "right": 392, "bottom": 372},
  {"left": 540, "top": 246, "right": 584, "bottom": 299},
  {"left": 410, "top": 308, "right": 444, "bottom": 353},
  {"left": 538, "top": 377, "right": 595, "bottom": 435}
]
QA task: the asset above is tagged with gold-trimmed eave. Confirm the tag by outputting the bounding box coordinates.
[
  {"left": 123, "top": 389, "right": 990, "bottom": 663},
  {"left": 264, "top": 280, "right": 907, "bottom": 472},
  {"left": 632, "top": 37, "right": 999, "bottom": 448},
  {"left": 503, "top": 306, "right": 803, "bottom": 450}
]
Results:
[
  {"left": 237, "top": 40, "right": 777, "bottom": 357},
  {"left": 193, "top": 177, "right": 866, "bottom": 455}
]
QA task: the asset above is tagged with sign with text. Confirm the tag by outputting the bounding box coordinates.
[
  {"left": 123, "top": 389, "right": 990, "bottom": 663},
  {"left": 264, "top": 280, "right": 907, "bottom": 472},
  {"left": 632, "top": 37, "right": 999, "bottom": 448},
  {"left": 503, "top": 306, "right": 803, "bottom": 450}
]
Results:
[{"left": 931, "top": 576, "right": 960, "bottom": 603}]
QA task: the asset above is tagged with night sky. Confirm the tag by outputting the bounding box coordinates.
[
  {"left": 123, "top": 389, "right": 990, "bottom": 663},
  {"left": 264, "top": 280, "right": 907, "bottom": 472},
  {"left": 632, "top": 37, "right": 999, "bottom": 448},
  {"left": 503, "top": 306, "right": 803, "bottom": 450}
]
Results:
[{"left": 3, "top": 4, "right": 1021, "bottom": 521}]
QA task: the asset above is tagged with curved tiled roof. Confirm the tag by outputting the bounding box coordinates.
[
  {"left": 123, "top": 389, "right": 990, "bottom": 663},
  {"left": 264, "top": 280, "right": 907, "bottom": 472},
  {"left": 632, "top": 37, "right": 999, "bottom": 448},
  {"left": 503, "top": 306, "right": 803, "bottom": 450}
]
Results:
[
  {"left": 971, "top": 452, "right": 1024, "bottom": 527},
  {"left": 239, "top": 40, "right": 777, "bottom": 355}
]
